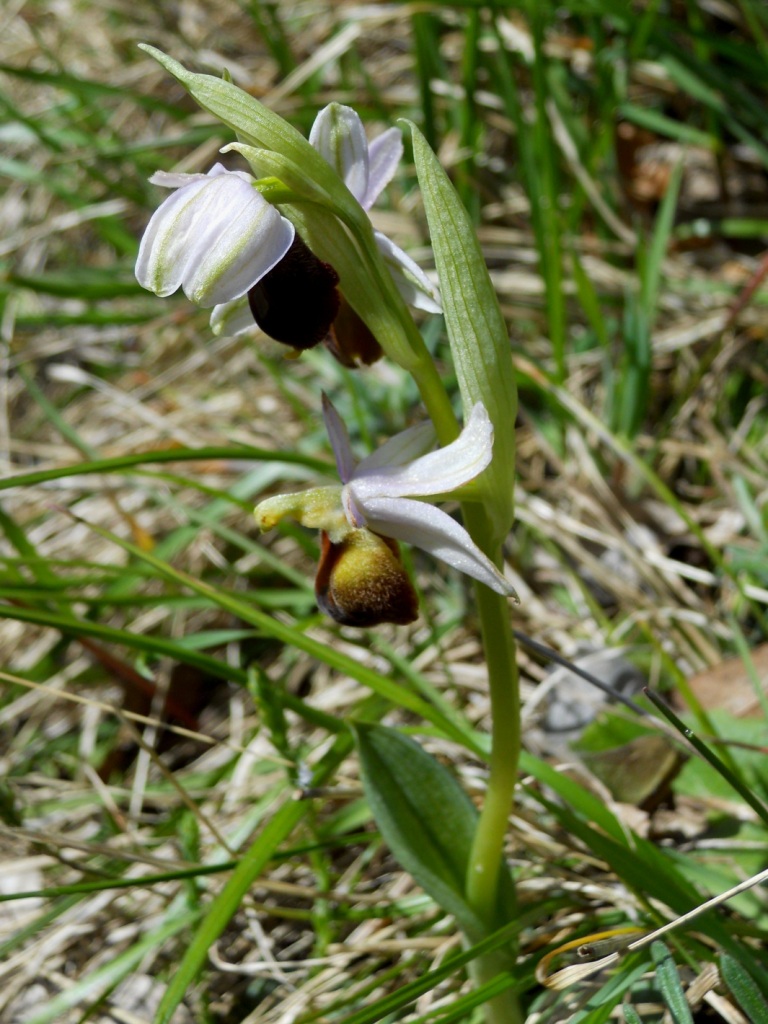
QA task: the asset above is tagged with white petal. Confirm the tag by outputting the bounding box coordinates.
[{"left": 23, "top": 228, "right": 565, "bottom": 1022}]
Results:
[
  {"left": 362, "top": 128, "right": 403, "bottom": 209},
  {"left": 374, "top": 231, "right": 442, "bottom": 313},
  {"left": 322, "top": 395, "right": 357, "bottom": 484},
  {"left": 136, "top": 172, "right": 295, "bottom": 306},
  {"left": 183, "top": 178, "right": 295, "bottom": 305},
  {"left": 350, "top": 403, "right": 493, "bottom": 502},
  {"left": 362, "top": 497, "right": 517, "bottom": 597},
  {"left": 148, "top": 163, "right": 230, "bottom": 189},
  {"left": 210, "top": 297, "right": 256, "bottom": 336},
  {"left": 310, "top": 103, "right": 369, "bottom": 204},
  {"left": 356, "top": 421, "right": 436, "bottom": 474},
  {"left": 136, "top": 176, "right": 213, "bottom": 297}
]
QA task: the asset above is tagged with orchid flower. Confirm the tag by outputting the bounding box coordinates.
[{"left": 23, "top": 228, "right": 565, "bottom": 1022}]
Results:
[
  {"left": 210, "top": 103, "right": 442, "bottom": 349},
  {"left": 136, "top": 164, "right": 341, "bottom": 351},
  {"left": 136, "top": 105, "right": 440, "bottom": 362},
  {"left": 254, "top": 400, "right": 517, "bottom": 626}
]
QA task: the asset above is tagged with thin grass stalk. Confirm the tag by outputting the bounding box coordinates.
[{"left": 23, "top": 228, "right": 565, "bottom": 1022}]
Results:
[
  {"left": 457, "top": 7, "right": 481, "bottom": 221},
  {"left": 529, "top": 7, "right": 567, "bottom": 381},
  {"left": 245, "top": 0, "right": 296, "bottom": 81},
  {"left": 411, "top": 11, "right": 441, "bottom": 151}
]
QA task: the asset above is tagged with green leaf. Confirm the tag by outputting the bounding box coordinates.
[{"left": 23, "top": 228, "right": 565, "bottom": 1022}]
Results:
[
  {"left": 407, "top": 120, "right": 516, "bottom": 548},
  {"left": 354, "top": 723, "right": 514, "bottom": 944},
  {"left": 622, "top": 1007, "right": 644, "bottom": 1024},
  {"left": 720, "top": 953, "right": 768, "bottom": 1020},
  {"left": 651, "top": 942, "right": 694, "bottom": 1024},
  {"left": 9, "top": 269, "right": 144, "bottom": 299}
]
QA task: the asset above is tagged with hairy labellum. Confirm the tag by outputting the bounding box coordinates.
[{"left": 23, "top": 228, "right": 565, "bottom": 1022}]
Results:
[
  {"left": 248, "top": 234, "right": 340, "bottom": 350},
  {"left": 315, "top": 529, "right": 418, "bottom": 627}
]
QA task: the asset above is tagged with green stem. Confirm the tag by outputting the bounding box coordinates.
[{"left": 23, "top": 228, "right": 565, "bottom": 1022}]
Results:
[
  {"left": 273, "top": 185, "right": 459, "bottom": 441},
  {"left": 344, "top": 210, "right": 460, "bottom": 445},
  {"left": 409, "top": 349, "right": 460, "bottom": 445},
  {"left": 466, "top": 578, "right": 520, "bottom": 918},
  {"left": 461, "top": 518, "right": 522, "bottom": 1024}
]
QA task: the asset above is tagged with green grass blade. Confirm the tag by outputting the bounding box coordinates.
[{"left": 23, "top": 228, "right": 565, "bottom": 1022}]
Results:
[
  {"left": 0, "top": 445, "right": 331, "bottom": 492},
  {"left": 411, "top": 12, "right": 443, "bottom": 149},
  {"left": 47, "top": 516, "right": 481, "bottom": 750},
  {"left": 617, "top": 103, "right": 718, "bottom": 149},
  {"left": 720, "top": 953, "right": 768, "bottom": 1022},
  {"left": 644, "top": 690, "right": 768, "bottom": 828},
  {"left": 651, "top": 942, "right": 694, "bottom": 1024},
  {"left": 0, "top": 862, "right": 238, "bottom": 903},
  {"left": 623, "top": 1007, "right": 644, "bottom": 1024},
  {"left": 245, "top": 1, "right": 297, "bottom": 80},
  {"left": 335, "top": 911, "right": 543, "bottom": 1024},
  {"left": 153, "top": 733, "right": 352, "bottom": 1024},
  {"left": 0, "top": 610, "right": 343, "bottom": 733},
  {"left": 640, "top": 158, "right": 684, "bottom": 328}
]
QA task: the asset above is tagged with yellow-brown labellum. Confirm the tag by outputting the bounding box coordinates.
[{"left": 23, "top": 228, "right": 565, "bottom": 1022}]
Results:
[{"left": 315, "top": 528, "right": 418, "bottom": 627}]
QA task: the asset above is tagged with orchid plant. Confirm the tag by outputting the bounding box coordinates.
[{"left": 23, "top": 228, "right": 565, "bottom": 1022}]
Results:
[{"left": 135, "top": 45, "right": 522, "bottom": 1024}]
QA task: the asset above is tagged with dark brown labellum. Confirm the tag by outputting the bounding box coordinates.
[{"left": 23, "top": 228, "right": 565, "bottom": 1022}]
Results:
[
  {"left": 248, "top": 233, "right": 340, "bottom": 350},
  {"left": 324, "top": 295, "right": 383, "bottom": 367},
  {"left": 315, "top": 529, "right": 419, "bottom": 628}
]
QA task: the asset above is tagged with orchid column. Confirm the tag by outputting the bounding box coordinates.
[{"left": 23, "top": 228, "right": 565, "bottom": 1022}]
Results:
[{"left": 135, "top": 47, "right": 522, "bottom": 1024}]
